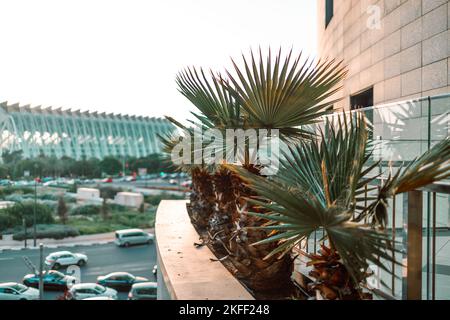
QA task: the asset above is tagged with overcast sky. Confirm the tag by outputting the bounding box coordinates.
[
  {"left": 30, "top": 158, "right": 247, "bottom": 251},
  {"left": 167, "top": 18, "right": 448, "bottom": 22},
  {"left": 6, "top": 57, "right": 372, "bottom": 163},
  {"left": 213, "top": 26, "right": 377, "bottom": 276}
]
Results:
[{"left": 0, "top": 0, "right": 317, "bottom": 121}]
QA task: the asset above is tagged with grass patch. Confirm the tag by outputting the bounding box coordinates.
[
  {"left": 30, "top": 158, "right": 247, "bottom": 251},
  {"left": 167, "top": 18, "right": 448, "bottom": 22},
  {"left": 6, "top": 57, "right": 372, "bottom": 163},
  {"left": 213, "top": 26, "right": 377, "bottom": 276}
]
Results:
[{"left": 66, "top": 209, "right": 156, "bottom": 235}]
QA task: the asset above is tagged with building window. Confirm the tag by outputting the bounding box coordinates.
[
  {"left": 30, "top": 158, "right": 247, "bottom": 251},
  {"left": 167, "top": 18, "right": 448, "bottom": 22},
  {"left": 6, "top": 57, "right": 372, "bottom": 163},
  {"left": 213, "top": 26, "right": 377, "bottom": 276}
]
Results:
[
  {"left": 350, "top": 87, "right": 373, "bottom": 110},
  {"left": 350, "top": 87, "right": 374, "bottom": 134},
  {"left": 325, "top": 0, "right": 334, "bottom": 28}
]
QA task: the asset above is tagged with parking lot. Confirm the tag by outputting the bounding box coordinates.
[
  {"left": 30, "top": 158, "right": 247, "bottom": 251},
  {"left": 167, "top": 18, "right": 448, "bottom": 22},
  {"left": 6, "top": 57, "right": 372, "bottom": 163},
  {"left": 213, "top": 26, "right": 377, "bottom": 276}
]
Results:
[{"left": 0, "top": 242, "right": 156, "bottom": 300}]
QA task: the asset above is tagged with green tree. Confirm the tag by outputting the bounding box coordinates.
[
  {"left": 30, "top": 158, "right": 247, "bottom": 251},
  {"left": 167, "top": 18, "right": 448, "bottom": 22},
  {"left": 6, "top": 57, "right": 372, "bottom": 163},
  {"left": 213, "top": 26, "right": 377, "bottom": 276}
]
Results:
[
  {"left": 130, "top": 153, "right": 174, "bottom": 174},
  {"left": 2, "top": 150, "right": 23, "bottom": 179},
  {"left": 0, "top": 202, "right": 54, "bottom": 230},
  {"left": 0, "top": 164, "right": 9, "bottom": 179},
  {"left": 2, "top": 149, "right": 23, "bottom": 164},
  {"left": 100, "top": 198, "right": 110, "bottom": 220},
  {"left": 84, "top": 158, "right": 101, "bottom": 178},
  {"left": 57, "top": 196, "right": 68, "bottom": 224},
  {"left": 99, "top": 156, "right": 122, "bottom": 175}
]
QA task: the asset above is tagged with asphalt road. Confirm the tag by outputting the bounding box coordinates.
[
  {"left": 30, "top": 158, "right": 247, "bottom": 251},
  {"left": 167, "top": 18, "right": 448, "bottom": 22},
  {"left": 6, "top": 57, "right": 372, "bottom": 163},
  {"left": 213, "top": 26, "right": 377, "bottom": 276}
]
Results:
[{"left": 0, "top": 243, "right": 156, "bottom": 300}]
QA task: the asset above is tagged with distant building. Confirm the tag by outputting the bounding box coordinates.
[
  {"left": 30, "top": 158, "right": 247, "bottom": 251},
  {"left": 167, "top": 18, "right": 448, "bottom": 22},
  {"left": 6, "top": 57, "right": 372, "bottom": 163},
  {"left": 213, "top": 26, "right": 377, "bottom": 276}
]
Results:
[
  {"left": 114, "top": 192, "right": 144, "bottom": 208},
  {"left": 0, "top": 102, "right": 175, "bottom": 159},
  {"left": 76, "top": 187, "right": 102, "bottom": 205},
  {"left": 317, "top": 0, "right": 449, "bottom": 110}
]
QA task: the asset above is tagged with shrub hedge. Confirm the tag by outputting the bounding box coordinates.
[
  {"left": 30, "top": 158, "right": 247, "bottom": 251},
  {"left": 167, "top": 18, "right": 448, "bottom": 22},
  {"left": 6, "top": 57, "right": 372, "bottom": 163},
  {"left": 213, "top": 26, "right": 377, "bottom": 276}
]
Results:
[
  {"left": 144, "top": 192, "right": 185, "bottom": 206},
  {"left": 69, "top": 204, "right": 101, "bottom": 216},
  {"left": 0, "top": 201, "right": 54, "bottom": 231},
  {"left": 12, "top": 224, "right": 79, "bottom": 240}
]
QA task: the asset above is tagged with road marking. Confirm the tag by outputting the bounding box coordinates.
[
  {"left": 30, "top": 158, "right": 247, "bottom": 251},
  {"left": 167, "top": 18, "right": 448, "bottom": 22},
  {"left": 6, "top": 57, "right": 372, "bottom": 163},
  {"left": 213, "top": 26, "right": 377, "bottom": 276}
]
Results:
[{"left": 0, "top": 257, "right": 14, "bottom": 261}]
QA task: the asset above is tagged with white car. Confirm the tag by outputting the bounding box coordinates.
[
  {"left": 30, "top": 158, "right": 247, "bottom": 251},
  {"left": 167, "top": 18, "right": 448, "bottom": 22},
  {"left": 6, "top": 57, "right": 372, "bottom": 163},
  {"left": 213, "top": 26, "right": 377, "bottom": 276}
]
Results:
[
  {"left": 128, "top": 282, "right": 157, "bottom": 300},
  {"left": 0, "top": 282, "right": 39, "bottom": 300},
  {"left": 43, "top": 180, "right": 55, "bottom": 186},
  {"left": 45, "top": 251, "right": 88, "bottom": 269},
  {"left": 82, "top": 296, "right": 116, "bottom": 300},
  {"left": 115, "top": 229, "right": 154, "bottom": 247},
  {"left": 67, "top": 283, "right": 117, "bottom": 300}
]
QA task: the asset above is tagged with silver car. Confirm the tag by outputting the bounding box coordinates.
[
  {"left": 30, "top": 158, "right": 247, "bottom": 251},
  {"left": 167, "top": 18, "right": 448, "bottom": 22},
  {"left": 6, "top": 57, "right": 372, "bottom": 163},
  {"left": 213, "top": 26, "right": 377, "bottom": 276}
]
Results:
[
  {"left": 67, "top": 283, "right": 117, "bottom": 300},
  {"left": 45, "top": 251, "right": 88, "bottom": 269},
  {"left": 0, "top": 282, "right": 39, "bottom": 300},
  {"left": 115, "top": 229, "right": 154, "bottom": 247},
  {"left": 128, "top": 282, "right": 157, "bottom": 300}
]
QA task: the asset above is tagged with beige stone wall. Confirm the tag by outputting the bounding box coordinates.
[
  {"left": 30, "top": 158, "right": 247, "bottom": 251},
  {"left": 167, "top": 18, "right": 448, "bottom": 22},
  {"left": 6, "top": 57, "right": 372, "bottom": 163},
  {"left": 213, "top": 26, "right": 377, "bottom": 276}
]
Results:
[{"left": 317, "top": 0, "right": 450, "bottom": 110}]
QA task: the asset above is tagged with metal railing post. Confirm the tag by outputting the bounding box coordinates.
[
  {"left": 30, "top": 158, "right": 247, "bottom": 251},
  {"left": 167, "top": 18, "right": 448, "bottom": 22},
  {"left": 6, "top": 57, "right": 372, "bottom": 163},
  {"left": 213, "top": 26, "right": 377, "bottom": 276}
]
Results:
[{"left": 402, "top": 190, "right": 423, "bottom": 300}]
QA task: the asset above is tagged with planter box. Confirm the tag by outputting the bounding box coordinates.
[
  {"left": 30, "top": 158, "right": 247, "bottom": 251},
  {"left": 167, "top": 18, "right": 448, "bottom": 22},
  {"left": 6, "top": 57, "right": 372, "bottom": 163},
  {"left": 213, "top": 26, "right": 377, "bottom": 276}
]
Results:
[{"left": 155, "top": 200, "right": 254, "bottom": 300}]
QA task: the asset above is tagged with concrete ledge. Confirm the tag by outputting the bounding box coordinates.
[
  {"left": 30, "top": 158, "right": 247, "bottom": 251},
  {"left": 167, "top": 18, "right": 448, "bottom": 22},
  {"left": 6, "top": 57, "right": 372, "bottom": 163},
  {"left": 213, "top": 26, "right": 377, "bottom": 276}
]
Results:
[{"left": 155, "top": 200, "right": 254, "bottom": 300}]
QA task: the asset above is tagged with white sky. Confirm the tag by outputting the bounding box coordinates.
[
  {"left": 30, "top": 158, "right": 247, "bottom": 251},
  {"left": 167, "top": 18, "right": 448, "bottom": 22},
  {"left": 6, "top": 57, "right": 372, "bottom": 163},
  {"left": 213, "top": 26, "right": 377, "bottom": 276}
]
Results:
[{"left": 0, "top": 0, "right": 317, "bottom": 121}]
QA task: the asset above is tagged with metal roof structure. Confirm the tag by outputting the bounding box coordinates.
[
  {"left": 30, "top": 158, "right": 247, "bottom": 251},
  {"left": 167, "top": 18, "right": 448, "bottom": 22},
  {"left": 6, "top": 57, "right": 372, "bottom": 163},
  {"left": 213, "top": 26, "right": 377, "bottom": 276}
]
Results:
[{"left": 0, "top": 101, "right": 175, "bottom": 159}]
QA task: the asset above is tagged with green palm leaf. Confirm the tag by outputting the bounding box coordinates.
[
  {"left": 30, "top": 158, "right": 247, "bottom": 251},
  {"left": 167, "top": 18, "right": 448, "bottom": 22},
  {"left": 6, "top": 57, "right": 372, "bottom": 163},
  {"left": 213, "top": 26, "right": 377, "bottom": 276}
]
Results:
[
  {"left": 228, "top": 166, "right": 400, "bottom": 284},
  {"left": 275, "top": 112, "right": 369, "bottom": 208},
  {"left": 176, "top": 67, "right": 241, "bottom": 129},
  {"left": 358, "top": 136, "right": 450, "bottom": 225},
  {"left": 223, "top": 48, "right": 347, "bottom": 139},
  {"left": 390, "top": 136, "right": 450, "bottom": 194}
]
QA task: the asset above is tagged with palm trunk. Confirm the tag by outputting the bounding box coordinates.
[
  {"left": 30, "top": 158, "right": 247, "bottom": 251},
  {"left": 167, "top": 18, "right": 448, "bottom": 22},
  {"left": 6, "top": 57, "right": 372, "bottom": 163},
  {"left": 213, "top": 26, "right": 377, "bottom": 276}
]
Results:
[
  {"left": 211, "top": 165, "right": 296, "bottom": 297},
  {"left": 187, "top": 167, "right": 215, "bottom": 229}
]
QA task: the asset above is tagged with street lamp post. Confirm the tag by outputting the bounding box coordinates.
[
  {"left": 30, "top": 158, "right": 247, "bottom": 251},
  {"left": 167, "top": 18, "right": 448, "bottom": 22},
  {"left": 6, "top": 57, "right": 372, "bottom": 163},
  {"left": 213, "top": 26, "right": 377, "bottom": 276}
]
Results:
[
  {"left": 33, "top": 164, "right": 38, "bottom": 247},
  {"left": 22, "top": 217, "right": 27, "bottom": 248}
]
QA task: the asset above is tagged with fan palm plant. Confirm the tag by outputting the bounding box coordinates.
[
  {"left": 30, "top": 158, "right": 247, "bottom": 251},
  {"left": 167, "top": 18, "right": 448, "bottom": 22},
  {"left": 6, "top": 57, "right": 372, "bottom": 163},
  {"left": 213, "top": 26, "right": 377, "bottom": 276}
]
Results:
[
  {"left": 159, "top": 122, "right": 217, "bottom": 228},
  {"left": 163, "top": 48, "right": 347, "bottom": 297},
  {"left": 229, "top": 112, "right": 450, "bottom": 299}
]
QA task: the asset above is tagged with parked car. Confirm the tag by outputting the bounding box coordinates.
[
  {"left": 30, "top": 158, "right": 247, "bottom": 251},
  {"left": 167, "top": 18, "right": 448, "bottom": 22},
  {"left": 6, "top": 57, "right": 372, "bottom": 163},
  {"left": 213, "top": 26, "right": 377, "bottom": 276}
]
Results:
[
  {"left": 181, "top": 180, "right": 192, "bottom": 188},
  {"left": 45, "top": 251, "right": 88, "bottom": 269},
  {"left": 23, "top": 270, "right": 76, "bottom": 290},
  {"left": 102, "top": 177, "right": 113, "bottom": 183},
  {"left": 0, "top": 179, "right": 11, "bottom": 186},
  {"left": 114, "top": 229, "right": 154, "bottom": 247},
  {"left": 169, "top": 179, "right": 178, "bottom": 185},
  {"left": 67, "top": 283, "right": 117, "bottom": 300},
  {"left": 152, "top": 265, "right": 157, "bottom": 277},
  {"left": 14, "top": 180, "right": 34, "bottom": 186},
  {"left": 97, "top": 272, "right": 148, "bottom": 291},
  {"left": 0, "top": 282, "right": 39, "bottom": 300},
  {"left": 128, "top": 282, "right": 157, "bottom": 300}
]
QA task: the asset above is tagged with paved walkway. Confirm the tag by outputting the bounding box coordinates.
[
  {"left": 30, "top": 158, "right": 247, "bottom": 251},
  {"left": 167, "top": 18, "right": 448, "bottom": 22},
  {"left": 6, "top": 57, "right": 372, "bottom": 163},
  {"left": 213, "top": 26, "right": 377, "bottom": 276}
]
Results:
[{"left": 0, "top": 228, "right": 154, "bottom": 251}]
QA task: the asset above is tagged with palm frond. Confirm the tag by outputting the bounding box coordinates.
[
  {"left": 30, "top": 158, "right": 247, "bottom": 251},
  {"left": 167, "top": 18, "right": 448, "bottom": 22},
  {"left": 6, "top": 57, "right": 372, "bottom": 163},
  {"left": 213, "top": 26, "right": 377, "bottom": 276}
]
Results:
[
  {"left": 275, "top": 112, "right": 369, "bottom": 208},
  {"left": 228, "top": 165, "right": 401, "bottom": 284},
  {"left": 390, "top": 136, "right": 450, "bottom": 194},
  {"left": 223, "top": 48, "right": 347, "bottom": 140},
  {"left": 359, "top": 137, "right": 450, "bottom": 226},
  {"left": 176, "top": 67, "right": 241, "bottom": 129}
]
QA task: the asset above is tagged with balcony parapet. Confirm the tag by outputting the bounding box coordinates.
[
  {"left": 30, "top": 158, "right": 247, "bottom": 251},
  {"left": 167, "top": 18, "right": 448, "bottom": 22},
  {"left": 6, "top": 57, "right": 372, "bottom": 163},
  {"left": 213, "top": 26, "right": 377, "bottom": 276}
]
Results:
[{"left": 155, "top": 200, "right": 254, "bottom": 300}]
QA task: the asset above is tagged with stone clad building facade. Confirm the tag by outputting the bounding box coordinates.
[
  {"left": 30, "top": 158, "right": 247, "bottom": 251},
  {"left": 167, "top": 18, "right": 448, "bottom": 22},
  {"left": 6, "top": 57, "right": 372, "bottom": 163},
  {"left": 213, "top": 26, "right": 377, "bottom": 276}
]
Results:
[{"left": 317, "top": 0, "right": 450, "bottom": 110}]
